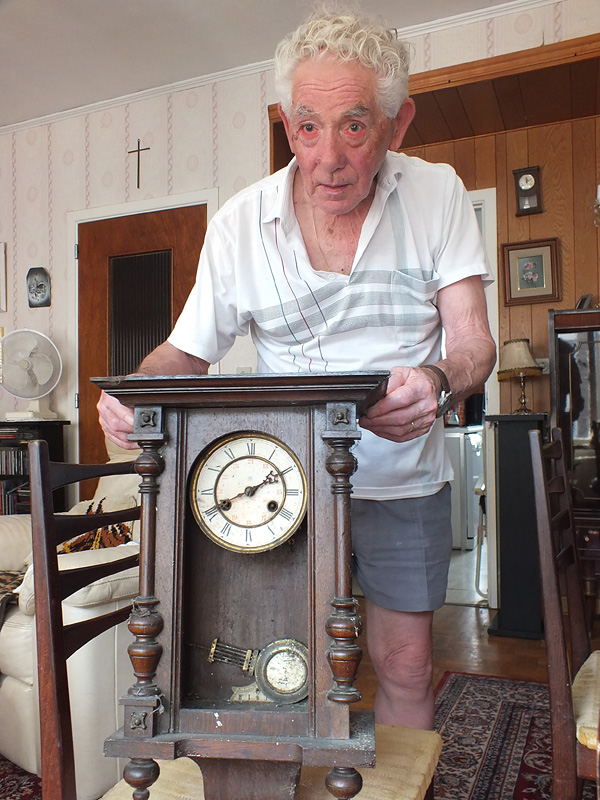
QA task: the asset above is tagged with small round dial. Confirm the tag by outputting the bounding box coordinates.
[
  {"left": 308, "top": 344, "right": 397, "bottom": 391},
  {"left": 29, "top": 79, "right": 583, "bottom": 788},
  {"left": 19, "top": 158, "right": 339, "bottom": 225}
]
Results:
[
  {"left": 254, "top": 639, "right": 309, "bottom": 704},
  {"left": 190, "top": 432, "right": 307, "bottom": 553},
  {"left": 518, "top": 173, "right": 535, "bottom": 190}
]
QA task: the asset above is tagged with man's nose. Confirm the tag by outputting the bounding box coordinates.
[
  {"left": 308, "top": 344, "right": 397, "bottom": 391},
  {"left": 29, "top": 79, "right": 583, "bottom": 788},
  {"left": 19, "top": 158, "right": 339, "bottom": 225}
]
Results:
[{"left": 317, "top": 131, "right": 347, "bottom": 172}]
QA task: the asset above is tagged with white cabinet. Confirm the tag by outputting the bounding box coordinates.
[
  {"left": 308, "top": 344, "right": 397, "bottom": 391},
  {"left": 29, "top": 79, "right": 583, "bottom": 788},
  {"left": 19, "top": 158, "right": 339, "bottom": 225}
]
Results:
[{"left": 444, "top": 426, "right": 484, "bottom": 551}]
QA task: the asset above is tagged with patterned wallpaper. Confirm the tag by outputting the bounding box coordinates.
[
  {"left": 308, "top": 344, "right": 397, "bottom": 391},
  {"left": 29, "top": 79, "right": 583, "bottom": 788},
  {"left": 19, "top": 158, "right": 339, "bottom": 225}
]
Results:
[{"left": 0, "top": 0, "right": 598, "bottom": 430}]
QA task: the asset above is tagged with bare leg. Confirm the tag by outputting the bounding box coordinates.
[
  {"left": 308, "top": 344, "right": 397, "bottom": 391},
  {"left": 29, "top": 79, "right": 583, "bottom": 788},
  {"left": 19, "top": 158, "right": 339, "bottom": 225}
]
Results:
[{"left": 365, "top": 600, "right": 435, "bottom": 729}]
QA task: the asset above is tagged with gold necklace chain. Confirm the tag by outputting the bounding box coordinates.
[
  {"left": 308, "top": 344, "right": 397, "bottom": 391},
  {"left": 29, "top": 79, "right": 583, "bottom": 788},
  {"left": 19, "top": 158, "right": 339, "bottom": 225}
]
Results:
[{"left": 310, "top": 207, "right": 349, "bottom": 274}]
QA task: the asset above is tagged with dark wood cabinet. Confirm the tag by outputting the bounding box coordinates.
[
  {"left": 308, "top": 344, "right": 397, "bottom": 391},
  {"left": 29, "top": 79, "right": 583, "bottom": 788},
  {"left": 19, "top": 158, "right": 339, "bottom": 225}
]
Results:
[
  {"left": 486, "top": 413, "right": 547, "bottom": 640},
  {"left": 549, "top": 308, "right": 600, "bottom": 616},
  {"left": 0, "top": 420, "right": 69, "bottom": 513}
]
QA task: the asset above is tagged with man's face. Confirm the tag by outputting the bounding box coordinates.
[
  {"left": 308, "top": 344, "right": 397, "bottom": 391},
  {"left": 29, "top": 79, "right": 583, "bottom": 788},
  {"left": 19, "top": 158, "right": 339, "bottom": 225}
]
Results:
[{"left": 281, "top": 56, "right": 414, "bottom": 217}]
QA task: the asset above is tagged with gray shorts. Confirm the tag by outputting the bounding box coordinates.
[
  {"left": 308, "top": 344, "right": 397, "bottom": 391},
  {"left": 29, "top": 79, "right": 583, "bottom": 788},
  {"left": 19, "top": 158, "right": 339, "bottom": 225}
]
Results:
[{"left": 351, "top": 483, "right": 452, "bottom": 612}]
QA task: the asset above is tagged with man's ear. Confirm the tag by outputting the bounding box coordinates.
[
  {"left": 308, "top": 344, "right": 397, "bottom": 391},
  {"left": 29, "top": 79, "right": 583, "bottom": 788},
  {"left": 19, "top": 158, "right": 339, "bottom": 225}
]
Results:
[
  {"left": 279, "top": 103, "right": 296, "bottom": 155},
  {"left": 389, "top": 98, "right": 416, "bottom": 152}
]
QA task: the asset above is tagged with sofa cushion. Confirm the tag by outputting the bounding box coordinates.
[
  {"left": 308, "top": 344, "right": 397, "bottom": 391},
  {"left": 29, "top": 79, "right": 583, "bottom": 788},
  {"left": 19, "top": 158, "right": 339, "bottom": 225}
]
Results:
[
  {"left": 94, "top": 438, "right": 142, "bottom": 501},
  {"left": 572, "top": 648, "right": 600, "bottom": 749},
  {"left": 0, "top": 674, "right": 40, "bottom": 774},
  {"left": 0, "top": 605, "right": 35, "bottom": 684},
  {"left": 0, "top": 514, "right": 33, "bottom": 570},
  {"left": 18, "top": 541, "right": 140, "bottom": 616}
]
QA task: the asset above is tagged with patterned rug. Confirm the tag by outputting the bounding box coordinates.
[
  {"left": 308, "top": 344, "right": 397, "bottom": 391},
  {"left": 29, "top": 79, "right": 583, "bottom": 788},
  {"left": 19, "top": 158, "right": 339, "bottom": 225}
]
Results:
[
  {"left": 435, "top": 671, "right": 596, "bottom": 799},
  {"left": 0, "top": 673, "right": 595, "bottom": 799},
  {"left": 0, "top": 754, "right": 41, "bottom": 800}
]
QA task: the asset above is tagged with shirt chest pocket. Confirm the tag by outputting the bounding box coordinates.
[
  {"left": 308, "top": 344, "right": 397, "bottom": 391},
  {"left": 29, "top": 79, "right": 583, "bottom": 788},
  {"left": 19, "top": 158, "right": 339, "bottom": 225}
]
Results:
[{"left": 390, "top": 268, "right": 440, "bottom": 347}]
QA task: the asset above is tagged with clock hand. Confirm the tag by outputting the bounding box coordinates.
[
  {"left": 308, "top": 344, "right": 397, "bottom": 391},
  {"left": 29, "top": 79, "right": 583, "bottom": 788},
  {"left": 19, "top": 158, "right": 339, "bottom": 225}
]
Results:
[
  {"left": 243, "top": 470, "right": 279, "bottom": 497},
  {"left": 218, "top": 471, "right": 280, "bottom": 509}
]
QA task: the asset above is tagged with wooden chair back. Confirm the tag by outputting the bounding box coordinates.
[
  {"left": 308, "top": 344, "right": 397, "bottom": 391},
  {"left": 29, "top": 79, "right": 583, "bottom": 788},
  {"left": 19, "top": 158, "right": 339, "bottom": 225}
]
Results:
[
  {"left": 529, "top": 427, "right": 597, "bottom": 799},
  {"left": 29, "top": 438, "right": 140, "bottom": 800}
]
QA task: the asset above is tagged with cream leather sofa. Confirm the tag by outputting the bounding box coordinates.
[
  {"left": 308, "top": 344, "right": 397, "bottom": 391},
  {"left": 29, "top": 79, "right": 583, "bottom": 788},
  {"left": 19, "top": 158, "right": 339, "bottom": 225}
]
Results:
[{"left": 0, "top": 440, "right": 141, "bottom": 800}]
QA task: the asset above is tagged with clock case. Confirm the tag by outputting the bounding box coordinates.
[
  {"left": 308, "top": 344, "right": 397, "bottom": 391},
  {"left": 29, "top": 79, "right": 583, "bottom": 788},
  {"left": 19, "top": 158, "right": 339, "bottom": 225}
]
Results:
[
  {"left": 96, "top": 372, "right": 388, "bottom": 800},
  {"left": 512, "top": 165, "right": 543, "bottom": 216}
]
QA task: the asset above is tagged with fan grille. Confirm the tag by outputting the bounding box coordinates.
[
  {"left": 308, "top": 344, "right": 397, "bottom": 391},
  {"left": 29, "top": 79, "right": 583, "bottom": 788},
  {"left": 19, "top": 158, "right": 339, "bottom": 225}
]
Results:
[{"left": 1, "top": 329, "right": 62, "bottom": 400}]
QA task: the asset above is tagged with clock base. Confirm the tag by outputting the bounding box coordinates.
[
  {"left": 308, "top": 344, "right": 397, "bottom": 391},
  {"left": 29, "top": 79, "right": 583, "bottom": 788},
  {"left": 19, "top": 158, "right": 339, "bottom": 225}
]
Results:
[
  {"left": 123, "top": 758, "right": 366, "bottom": 800},
  {"left": 108, "top": 711, "right": 375, "bottom": 799},
  {"left": 198, "top": 759, "right": 301, "bottom": 800}
]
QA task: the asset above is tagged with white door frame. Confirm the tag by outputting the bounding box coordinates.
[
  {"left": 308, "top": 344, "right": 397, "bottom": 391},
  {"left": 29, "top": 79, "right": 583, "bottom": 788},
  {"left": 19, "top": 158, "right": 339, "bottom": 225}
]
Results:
[
  {"left": 469, "top": 187, "right": 499, "bottom": 608},
  {"left": 65, "top": 188, "right": 219, "bottom": 462}
]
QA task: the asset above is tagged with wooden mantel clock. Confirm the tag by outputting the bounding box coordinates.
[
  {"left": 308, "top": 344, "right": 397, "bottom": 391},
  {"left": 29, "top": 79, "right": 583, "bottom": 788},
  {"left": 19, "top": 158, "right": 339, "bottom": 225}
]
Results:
[{"left": 95, "top": 372, "right": 388, "bottom": 800}]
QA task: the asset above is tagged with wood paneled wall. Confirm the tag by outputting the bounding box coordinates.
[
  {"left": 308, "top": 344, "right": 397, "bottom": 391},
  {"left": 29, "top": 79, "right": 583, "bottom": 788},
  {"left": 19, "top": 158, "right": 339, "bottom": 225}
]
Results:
[{"left": 404, "top": 116, "right": 600, "bottom": 415}]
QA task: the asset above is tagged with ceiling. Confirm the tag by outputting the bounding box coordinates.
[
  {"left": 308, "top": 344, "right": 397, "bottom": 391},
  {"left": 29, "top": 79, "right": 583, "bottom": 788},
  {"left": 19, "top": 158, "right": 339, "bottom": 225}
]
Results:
[
  {"left": 405, "top": 54, "right": 600, "bottom": 145},
  {"left": 1, "top": 0, "right": 530, "bottom": 129}
]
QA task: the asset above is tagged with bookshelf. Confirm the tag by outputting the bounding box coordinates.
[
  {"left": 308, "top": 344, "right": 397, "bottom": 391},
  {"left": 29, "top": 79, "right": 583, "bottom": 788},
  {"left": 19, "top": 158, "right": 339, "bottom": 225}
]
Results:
[{"left": 0, "top": 420, "right": 70, "bottom": 514}]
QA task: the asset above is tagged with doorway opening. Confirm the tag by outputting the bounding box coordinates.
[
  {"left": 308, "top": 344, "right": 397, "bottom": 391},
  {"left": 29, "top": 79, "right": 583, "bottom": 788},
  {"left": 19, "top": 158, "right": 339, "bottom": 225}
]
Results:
[{"left": 67, "top": 189, "right": 218, "bottom": 468}]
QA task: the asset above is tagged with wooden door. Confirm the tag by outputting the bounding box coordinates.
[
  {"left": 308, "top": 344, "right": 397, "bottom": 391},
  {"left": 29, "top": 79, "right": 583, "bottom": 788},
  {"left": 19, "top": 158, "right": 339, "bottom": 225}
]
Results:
[{"left": 78, "top": 205, "right": 207, "bottom": 466}]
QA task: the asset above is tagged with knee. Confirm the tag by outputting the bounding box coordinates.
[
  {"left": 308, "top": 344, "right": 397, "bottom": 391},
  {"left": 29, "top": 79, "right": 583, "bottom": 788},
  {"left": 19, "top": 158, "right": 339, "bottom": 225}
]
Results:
[{"left": 371, "top": 640, "right": 433, "bottom": 692}]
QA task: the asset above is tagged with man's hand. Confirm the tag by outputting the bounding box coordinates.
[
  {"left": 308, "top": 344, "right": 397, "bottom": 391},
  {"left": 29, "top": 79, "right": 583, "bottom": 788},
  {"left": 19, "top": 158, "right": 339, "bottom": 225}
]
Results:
[
  {"left": 359, "top": 366, "right": 440, "bottom": 442},
  {"left": 361, "top": 277, "right": 497, "bottom": 443},
  {"left": 97, "top": 390, "right": 137, "bottom": 450},
  {"left": 96, "top": 341, "right": 211, "bottom": 449}
]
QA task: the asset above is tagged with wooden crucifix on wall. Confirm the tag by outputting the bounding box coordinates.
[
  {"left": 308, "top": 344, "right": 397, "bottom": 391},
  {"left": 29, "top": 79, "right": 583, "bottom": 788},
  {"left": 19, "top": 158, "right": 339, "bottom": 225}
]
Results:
[{"left": 127, "top": 139, "right": 150, "bottom": 189}]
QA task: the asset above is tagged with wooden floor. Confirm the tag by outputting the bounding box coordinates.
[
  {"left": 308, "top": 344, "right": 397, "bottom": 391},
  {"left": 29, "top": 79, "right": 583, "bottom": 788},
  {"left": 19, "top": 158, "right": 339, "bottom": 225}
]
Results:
[{"left": 353, "top": 603, "right": 551, "bottom": 711}]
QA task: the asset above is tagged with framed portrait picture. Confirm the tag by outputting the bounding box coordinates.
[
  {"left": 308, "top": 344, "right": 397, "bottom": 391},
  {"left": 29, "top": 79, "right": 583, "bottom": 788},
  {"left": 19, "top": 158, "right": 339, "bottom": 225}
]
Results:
[{"left": 501, "top": 238, "right": 560, "bottom": 306}]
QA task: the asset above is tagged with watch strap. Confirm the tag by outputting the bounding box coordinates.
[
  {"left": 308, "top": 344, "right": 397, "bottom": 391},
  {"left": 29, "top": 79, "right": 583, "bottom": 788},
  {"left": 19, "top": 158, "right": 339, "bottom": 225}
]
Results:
[
  {"left": 421, "top": 364, "right": 451, "bottom": 393},
  {"left": 421, "top": 364, "right": 453, "bottom": 418}
]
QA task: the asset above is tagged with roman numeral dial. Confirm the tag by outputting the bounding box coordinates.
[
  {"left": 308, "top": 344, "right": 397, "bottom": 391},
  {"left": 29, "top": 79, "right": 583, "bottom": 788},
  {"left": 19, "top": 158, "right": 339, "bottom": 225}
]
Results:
[{"left": 190, "top": 432, "right": 307, "bottom": 553}]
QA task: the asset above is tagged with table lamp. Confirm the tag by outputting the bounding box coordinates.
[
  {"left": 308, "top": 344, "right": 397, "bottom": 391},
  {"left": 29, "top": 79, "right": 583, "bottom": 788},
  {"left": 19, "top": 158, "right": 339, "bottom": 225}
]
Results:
[{"left": 497, "top": 338, "right": 542, "bottom": 414}]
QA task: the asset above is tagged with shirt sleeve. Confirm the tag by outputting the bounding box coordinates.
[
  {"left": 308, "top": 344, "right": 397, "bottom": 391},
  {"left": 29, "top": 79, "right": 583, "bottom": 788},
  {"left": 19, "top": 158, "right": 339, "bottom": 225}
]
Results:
[
  {"left": 432, "top": 165, "right": 493, "bottom": 290},
  {"left": 168, "top": 215, "right": 250, "bottom": 364}
]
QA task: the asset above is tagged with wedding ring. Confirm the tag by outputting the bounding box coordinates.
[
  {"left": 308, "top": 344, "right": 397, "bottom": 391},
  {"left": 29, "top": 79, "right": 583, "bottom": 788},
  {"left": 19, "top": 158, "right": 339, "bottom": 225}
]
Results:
[{"left": 410, "top": 421, "right": 415, "bottom": 432}]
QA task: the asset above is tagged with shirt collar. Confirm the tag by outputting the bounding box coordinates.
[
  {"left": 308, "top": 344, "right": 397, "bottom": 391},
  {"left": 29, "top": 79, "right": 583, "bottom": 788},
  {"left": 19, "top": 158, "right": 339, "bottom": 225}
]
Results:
[
  {"left": 262, "top": 152, "right": 404, "bottom": 229},
  {"left": 377, "top": 151, "right": 404, "bottom": 194},
  {"left": 261, "top": 158, "right": 298, "bottom": 233}
]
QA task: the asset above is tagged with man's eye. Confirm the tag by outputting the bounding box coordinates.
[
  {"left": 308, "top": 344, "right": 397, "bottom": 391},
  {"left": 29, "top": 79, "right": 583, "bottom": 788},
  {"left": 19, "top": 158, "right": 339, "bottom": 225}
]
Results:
[
  {"left": 301, "top": 123, "right": 316, "bottom": 134},
  {"left": 348, "top": 123, "right": 362, "bottom": 134}
]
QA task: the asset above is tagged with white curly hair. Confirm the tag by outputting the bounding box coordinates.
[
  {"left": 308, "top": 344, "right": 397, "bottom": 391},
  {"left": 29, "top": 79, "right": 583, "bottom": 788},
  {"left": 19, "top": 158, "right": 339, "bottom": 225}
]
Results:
[{"left": 274, "top": 4, "right": 411, "bottom": 119}]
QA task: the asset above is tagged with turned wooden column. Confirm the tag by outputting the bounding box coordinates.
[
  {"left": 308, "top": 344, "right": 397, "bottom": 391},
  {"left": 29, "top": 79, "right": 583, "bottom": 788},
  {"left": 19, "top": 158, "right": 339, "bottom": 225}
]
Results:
[
  {"left": 322, "top": 403, "right": 364, "bottom": 800},
  {"left": 122, "top": 407, "right": 166, "bottom": 798}
]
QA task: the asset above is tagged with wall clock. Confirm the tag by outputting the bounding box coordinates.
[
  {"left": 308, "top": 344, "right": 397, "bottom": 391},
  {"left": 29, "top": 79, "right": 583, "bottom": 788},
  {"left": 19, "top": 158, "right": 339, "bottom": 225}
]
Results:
[
  {"left": 97, "top": 372, "right": 388, "bottom": 800},
  {"left": 513, "top": 166, "right": 543, "bottom": 216}
]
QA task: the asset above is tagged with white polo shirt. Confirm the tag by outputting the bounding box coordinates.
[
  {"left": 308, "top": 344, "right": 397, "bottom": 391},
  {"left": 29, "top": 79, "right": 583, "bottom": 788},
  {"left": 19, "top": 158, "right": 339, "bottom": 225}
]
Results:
[{"left": 169, "top": 152, "right": 491, "bottom": 500}]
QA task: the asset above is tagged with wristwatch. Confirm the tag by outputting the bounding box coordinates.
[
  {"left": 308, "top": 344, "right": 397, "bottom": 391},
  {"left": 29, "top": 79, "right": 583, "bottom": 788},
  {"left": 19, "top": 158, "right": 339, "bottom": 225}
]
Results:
[{"left": 421, "top": 364, "right": 453, "bottom": 418}]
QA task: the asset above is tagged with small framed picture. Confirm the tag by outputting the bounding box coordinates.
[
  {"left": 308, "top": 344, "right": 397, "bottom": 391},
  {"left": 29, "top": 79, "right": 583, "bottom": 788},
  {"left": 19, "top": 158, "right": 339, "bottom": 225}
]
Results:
[
  {"left": 501, "top": 238, "right": 560, "bottom": 306},
  {"left": 27, "top": 266, "right": 51, "bottom": 308}
]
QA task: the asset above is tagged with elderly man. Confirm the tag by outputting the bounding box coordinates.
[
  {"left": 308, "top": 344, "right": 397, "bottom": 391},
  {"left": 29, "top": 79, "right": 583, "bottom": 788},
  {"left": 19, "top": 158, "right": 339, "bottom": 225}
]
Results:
[{"left": 98, "top": 8, "right": 496, "bottom": 731}]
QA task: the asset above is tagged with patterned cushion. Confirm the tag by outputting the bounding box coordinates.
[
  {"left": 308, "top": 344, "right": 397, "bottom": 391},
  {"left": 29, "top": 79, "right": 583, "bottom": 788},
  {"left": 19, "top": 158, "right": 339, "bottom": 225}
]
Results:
[
  {"left": 0, "top": 566, "right": 27, "bottom": 629},
  {"left": 572, "top": 648, "right": 600, "bottom": 749},
  {"left": 57, "top": 495, "right": 139, "bottom": 553}
]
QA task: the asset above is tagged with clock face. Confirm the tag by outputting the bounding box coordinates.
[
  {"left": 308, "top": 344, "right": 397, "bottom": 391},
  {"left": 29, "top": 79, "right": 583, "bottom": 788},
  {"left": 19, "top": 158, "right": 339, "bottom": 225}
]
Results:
[
  {"left": 518, "top": 173, "right": 536, "bottom": 191},
  {"left": 190, "top": 431, "right": 307, "bottom": 553}
]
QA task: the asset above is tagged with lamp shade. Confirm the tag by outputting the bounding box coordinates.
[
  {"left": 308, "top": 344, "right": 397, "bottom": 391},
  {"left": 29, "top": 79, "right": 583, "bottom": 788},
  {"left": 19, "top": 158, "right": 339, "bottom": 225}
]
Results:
[{"left": 497, "top": 338, "right": 542, "bottom": 381}]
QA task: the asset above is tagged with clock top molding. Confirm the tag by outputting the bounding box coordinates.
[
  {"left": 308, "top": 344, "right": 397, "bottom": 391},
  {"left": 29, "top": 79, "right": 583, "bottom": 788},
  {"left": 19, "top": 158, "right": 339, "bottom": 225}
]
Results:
[{"left": 93, "top": 371, "right": 389, "bottom": 412}]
